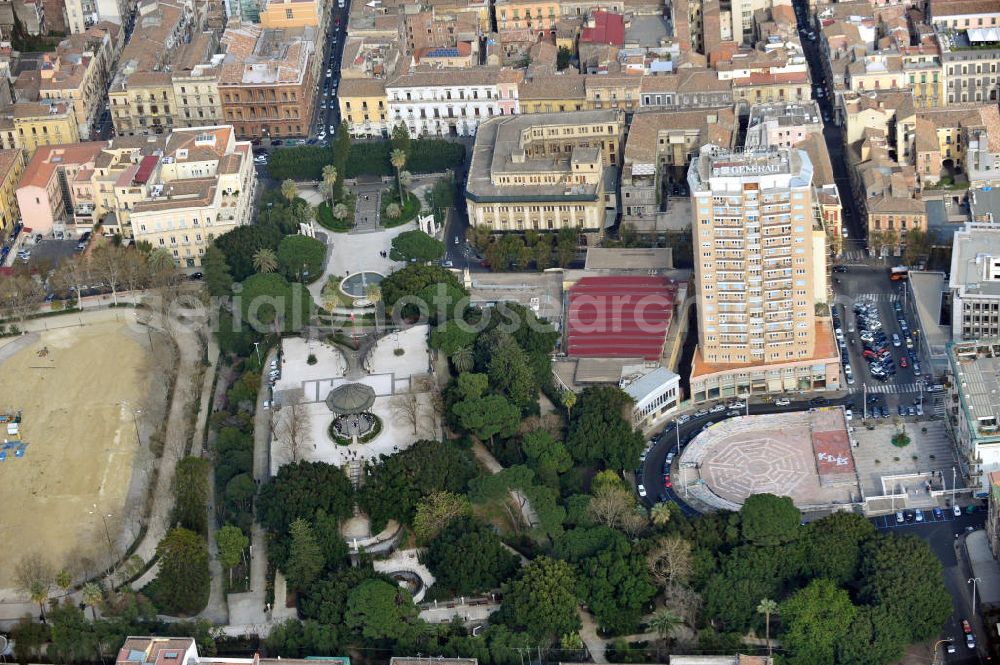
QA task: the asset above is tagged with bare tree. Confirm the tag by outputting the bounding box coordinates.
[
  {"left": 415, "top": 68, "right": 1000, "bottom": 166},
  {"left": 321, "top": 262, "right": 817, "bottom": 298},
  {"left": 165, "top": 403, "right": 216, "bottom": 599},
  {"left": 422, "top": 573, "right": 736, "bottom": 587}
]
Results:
[
  {"left": 0, "top": 275, "right": 45, "bottom": 324},
  {"left": 662, "top": 583, "right": 702, "bottom": 626},
  {"left": 587, "top": 484, "right": 635, "bottom": 530},
  {"left": 15, "top": 554, "right": 54, "bottom": 621},
  {"left": 274, "top": 389, "right": 311, "bottom": 463},
  {"left": 121, "top": 250, "right": 151, "bottom": 295},
  {"left": 90, "top": 243, "right": 126, "bottom": 306},
  {"left": 390, "top": 391, "right": 421, "bottom": 435},
  {"left": 647, "top": 536, "right": 694, "bottom": 588},
  {"left": 51, "top": 254, "right": 92, "bottom": 309}
]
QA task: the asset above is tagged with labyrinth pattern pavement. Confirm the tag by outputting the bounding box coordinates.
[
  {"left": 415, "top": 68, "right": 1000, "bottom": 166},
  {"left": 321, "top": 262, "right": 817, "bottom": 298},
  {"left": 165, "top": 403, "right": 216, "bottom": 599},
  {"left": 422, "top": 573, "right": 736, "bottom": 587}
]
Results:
[{"left": 701, "top": 434, "right": 812, "bottom": 503}]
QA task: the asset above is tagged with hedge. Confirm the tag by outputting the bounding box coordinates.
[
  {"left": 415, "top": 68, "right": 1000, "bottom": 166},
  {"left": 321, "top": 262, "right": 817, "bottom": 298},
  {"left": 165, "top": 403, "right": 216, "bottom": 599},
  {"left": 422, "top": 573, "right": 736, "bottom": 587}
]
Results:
[
  {"left": 267, "top": 146, "right": 333, "bottom": 181},
  {"left": 267, "top": 140, "right": 465, "bottom": 181}
]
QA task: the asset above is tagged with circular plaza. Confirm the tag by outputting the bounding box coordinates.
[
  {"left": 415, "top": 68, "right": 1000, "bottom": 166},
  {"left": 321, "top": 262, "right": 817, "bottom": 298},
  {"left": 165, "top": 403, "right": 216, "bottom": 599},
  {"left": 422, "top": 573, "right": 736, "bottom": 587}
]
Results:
[{"left": 678, "top": 409, "right": 860, "bottom": 511}]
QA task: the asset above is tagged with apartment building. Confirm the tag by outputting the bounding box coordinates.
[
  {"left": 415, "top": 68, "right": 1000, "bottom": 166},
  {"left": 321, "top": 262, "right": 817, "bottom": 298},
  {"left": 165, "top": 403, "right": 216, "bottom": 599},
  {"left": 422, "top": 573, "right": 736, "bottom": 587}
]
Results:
[
  {"left": 258, "top": 0, "right": 323, "bottom": 29},
  {"left": 686, "top": 144, "right": 840, "bottom": 401},
  {"left": 932, "top": 0, "right": 1000, "bottom": 105},
  {"left": 620, "top": 108, "right": 736, "bottom": 229},
  {"left": 128, "top": 125, "right": 257, "bottom": 266},
  {"left": 33, "top": 24, "right": 120, "bottom": 140},
  {"left": 949, "top": 224, "right": 1000, "bottom": 340},
  {"left": 744, "top": 101, "right": 823, "bottom": 149},
  {"left": 0, "top": 149, "right": 23, "bottom": 240},
  {"left": 338, "top": 78, "right": 388, "bottom": 138},
  {"left": 218, "top": 22, "right": 317, "bottom": 139},
  {"left": 465, "top": 110, "right": 623, "bottom": 235},
  {"left": 946, "top": 338, "right": 1000, "bottom": 493},
  {"left": 107, "top": 0, "right": 198, "bottom": 136},
  {"left": 15, "top": 140, "right": 106, "bottom": 235},
  {"left": 518, "top": 73, "right": 587, "bottom": 113},
  {"left": 638, "top": 69, "right": 734, "bottom": 110},
  {"left": 12, "top": 100, "right": 81, "bottom": 155},
  {"left": 494, "top": 0, "right": 559, "bottom": 35},
  {"left": 386, "top": 67, "right": 506, "bottom": 138},
  {"left": 688, "top": 144, "right": 819, "bottom": 367}
]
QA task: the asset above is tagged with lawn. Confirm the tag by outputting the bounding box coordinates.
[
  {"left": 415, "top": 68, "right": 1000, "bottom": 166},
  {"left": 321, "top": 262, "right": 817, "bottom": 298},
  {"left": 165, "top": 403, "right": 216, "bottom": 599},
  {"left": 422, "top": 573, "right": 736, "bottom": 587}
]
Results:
[
  {"left": 382, "top": 190, "right": 421, "bottom": 228},
  {"left": 316, "top": 195, "right": 356, "bottom": 233}
]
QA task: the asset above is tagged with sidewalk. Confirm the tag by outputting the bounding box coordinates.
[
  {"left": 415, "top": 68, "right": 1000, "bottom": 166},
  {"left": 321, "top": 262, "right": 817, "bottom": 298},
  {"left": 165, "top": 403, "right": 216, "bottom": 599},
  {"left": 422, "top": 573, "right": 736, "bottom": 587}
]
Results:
[{"left": 966, "top": 529, "right": 1000, "bottom": 605}]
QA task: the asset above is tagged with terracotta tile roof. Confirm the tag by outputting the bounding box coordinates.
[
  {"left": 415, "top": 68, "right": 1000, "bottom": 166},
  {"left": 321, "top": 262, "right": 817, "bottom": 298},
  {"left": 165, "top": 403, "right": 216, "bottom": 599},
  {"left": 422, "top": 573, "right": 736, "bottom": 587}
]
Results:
[
  {"left": 797, "top": 132, "right": 835, "bottom": 188},
  {"left": 519, "top": 73, "right": 586, "bottom": 100},
  {"left": 931, "top": 0, "right": 1000, "bottom": 17},
  {"left": 625, "top": 108, "right": 735, "bottom": 164},
  {"left": 338, "top": 77, "right": 386, "bottom": 98},
  {"left": 18, "top": 141, "right": 107, "bottom": 189},
  {"left": 0, "top": 149, "right": 21, "bottom": 181},
  {"left": 580, "top": 10, "right": 625, "bottom": 46},
  {"left": 388, "top": 65, "right": 500, "bottom": 88}
]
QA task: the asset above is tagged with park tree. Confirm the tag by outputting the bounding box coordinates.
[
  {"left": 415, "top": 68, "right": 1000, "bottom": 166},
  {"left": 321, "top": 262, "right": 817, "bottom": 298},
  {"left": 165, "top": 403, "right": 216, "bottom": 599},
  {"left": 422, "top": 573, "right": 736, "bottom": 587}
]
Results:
[
  {"left": 284, "top": 518, "right": 324, "bottom": 591},
  {"left": 566, "top": 386, "right": 644, "bottom": 471},
  {"left": 90, "top": 243, "right": 127, "bottom": 306},
  {"left": 836, "top": 605, "right": 906, "bottom": 665},
  {"left": 321, "top": 165, "right": 338, "bottom": 206},
  {"left": 780, "top": 579, "right": 857, "bottom": 665},
  {"left": 412, "top": 491, "right": 473, "bottom": 543},
  {"left": 650, "top": 502, "right": 673, "bottom": 527},
  {"left": 451, "top": 347, "right": 474, "bottom": 373},
  {"left": 498, "top": 556, "right": 581, "bottom": 642},
  {"left": 265, "top": 619, "right": 342, "bottom": 659},
  {"left": 15, "top": 554, "right": 54, "bottom": 621},
  {"left": 385, "top": 202, "right": 401, "bottom": 220},
  {"left": 858, "top": 533, "right": 953, "bottom": 644},
  {"left": 259, "top": 461, "right": 355, "bottom": 536},
  {"left": 252, "top": 248, "right": 278, "bottom": 274},
  {"left": 214, "top": 221, "right": 283, "bottom": 281},
  {"left": 216, "top": 524, "right": 249, "bottom": 586},
  {"left": 803, "top": 511, "right": 875, "bottom": 585},
  {"left": 332, "top": 203, "right": 349, "bottom": 222},
  {"left": 646, "top": 535, "right": 694, "bottom": 588},
  {"left": 379, "top": 263, "right": 466, "bottom": 309},
  {"left": 702, "top": 543, "right": 802, "bottom": 632},
  {"left": 81, "top": 582, "right": 104, "bottom": 620},
  {"left": 173, "top": 456, "right": 210, "bottom": 535},
  {"left": 299, "top": 566, "right": 389, "bottom": 625},
  {"left": 201, "top": 246, "right": 233, "bottom": 297},
  {"left": 757, "top": 598, "right": 778, "bottom": 656},
  {"left": 452, "top": 394, "right": 520, "bottom": 444},
  {"left": 390, "top": 149, "right": 408, "bottom": 203},
  {"left": 51, "top": 254, "right": 92, "bottom": 309},
  {"left": 390, "top": 230, "right": 445, "bottom": 263},
  {"left": 150, "top": 528, "right": 210, "bottom": 616},
  {"left": 238, "top": 273, "right": 314, "bottom": 333},
  {"left": 390, "top": 123, "right": 412, "bottom": 156},
  {"left": 277, "top": 235, "right": 325, "bottom": 283},
  {"left": 0, "top": 274, "right": 45, "bottom": 324},
  {"left": 575, "top": 530, "right": 656, "bottom": 635},
  {"left": 418, "top": 281, "right": 468, "bottom": 324},
  {"left": 483, "top": 334, "right": 538, "bottom": 411},
  {"left": 281, "top": 179, "right": 298, "bottom": 202},
  {"left": 345, "top": 578, "right": 420, "bottom": 642},
  {"left": 522, "top": 429, "right": 572, "bottom": 487},
  {"left": 430, "top": 320, "right": 478, "bottom": 356},
  {"left": 357, "top": 440, "right": 476, "bottom": 531},
  {"left": 556, "top": 227, "right": 580, "bottom": 267},
  {"left": 740, "top": 493, "right": 801, "bottom": 546},
  {"left": 423, "top": 517, "right": 520, "bottom": 596}
]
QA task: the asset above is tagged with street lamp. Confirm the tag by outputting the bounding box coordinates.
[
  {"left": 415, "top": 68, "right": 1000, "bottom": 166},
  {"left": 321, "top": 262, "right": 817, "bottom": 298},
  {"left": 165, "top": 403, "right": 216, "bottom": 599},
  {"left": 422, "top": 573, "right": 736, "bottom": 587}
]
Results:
[
  {"left": 89, "top": 504, "right": 114, "bottom": 564},
  {"left": 253, "top": 341, "right": 263, "bottom": 367},
  {"left": 969, "top": 577, "right": 982, "bottom": 616},
  {"left": 121, "top": 401, "right": 142, "bottom": 446}
]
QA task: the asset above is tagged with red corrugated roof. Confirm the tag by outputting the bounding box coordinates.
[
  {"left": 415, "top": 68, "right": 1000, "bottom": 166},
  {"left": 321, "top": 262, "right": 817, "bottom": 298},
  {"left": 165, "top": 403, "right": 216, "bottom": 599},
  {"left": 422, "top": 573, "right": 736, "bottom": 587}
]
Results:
[
  {"left": 566, "top": 276, "right": 676, "bottom": 360},
  {"left": 580, "top": 10, "right": 625, "bottom": 46},
  {"left": 134, "top": 155, "right": 159, "bottom": 185}
]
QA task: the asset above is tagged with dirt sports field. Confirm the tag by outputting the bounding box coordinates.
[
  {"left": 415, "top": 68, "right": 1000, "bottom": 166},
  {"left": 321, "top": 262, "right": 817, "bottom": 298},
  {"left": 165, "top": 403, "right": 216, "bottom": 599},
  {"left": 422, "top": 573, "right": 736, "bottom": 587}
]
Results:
[{"left": 0, "top": 319, "right": 154, "bottom": 590}]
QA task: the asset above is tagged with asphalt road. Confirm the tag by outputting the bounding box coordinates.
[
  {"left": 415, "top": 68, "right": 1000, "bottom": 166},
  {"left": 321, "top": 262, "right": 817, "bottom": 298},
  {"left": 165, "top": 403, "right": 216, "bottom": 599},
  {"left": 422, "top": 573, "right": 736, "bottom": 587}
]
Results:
[
  {"left": 831, "top": 265, "right": 938, "bottom": 411},
  {"left": 313, "top": 2, "right": 349, "bottom": 140}
]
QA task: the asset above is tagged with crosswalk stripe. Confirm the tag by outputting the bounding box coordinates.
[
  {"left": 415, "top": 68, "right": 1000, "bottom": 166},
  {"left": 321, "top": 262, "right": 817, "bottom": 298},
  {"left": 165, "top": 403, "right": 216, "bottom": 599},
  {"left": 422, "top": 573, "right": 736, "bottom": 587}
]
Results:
[{"left": 855, "top": 382, "right": 923, "bottom": 394}]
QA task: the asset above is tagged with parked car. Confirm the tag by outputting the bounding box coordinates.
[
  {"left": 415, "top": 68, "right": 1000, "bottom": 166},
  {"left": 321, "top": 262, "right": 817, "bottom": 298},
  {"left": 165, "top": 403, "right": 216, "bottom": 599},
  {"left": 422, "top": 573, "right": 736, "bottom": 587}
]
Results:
[
  {"left": 934, "top": 506, "right": 943, "bottom": 519},
  {"left": 775, "top": 398, "right": 791, "bottom": 406},
  {"left": 915, "top": 508, "right": 924, "bottom": 522},
  {"left": 637, "top": 484, "right": 647, "bottom": 498},
  {"left": 954, "top": 504, "right": 963, "bottom": 517}
]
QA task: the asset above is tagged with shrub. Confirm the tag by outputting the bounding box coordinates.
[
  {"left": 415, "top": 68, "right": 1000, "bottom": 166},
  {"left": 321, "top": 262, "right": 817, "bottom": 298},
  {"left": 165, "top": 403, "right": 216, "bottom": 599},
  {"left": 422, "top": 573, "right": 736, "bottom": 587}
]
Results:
[{"left": 267, "top": 147, "right": 333, "bottom": 181}]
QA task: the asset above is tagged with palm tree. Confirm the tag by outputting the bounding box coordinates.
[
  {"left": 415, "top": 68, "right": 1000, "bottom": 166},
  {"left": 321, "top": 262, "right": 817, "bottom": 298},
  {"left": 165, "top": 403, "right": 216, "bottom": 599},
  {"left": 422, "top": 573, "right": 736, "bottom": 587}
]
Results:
[
  {"left": 82, "top": 582, "right": 103, "bottom": 620},
  {"left": 390, "top": 148, "right": 407, "bottom": 204},
  {"left": 562, "top": 389, "right": 577, "bottom": 417},
  {"left": 55, "top": 569, "right": 72, "bottom": 594},
  {"left": 399, "top": 170, "right": 413, "bottom": 190},
  {"left": 386, "top": 202, "right": 401, "bottom": 220},
  {"left": 651, "top": 502, "right": 672, "bottom": 526},
  {"left": 321, "top": 164, "right": 338, "bottom": 205},
  {"left": 757, "top": 597, "right": 778, "bottom": 656},
  {"left": 648, "top": 608, "right": 681, "bottom": 647},
  {"left": 252, "top": 248, "right": 278, "bottom": 274},
  {"left": 332, "top": 203, "right": 349, "bottom": 221},
  {"left": 451, "top": 346, "right": 474, "bottom": 373},
  {"left": 29, "top": 580, "right": 49, "bottom": 622},
  {"left": 281, "top": 178, "right": 298, "bottom": 203}
]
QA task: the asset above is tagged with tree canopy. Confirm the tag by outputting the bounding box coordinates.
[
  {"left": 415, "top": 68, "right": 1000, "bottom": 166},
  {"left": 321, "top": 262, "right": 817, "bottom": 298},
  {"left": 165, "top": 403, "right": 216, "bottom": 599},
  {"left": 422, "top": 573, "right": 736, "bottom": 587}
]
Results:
[
  {"left": 740, "top": 494, "right": 802, "bottom": 546},
  {"left": 423, "top": 517, "right": 520, "bottom": 596},
  {"left": 357, "top": 440, "right": 477, "bottom": 532},
  {"left": 258, "top": 461, "right": 355, "bottom": 537},
  {"left": 277, "top": 235, "right": 326, "bottom": 283},
  {"left": 780, "top": 579, "right": 857, "bottom": 665},
  {"left": 390, "top": 230, "right": 445, "bottom": 263},
  {"left": 498, "top": 556, "right": 581, "bottom": 642},
  {"left": 149, "top": 528, "right": 210, "bottom": 616},
  {"left": 238, "top": 272, "right": 314, "bottom": 333},
  {"left": 345, "top": 579, "right": 420, "bottom": 642},
  {"left": 566, "top": 386, "right": 644, "bottom": 471}
]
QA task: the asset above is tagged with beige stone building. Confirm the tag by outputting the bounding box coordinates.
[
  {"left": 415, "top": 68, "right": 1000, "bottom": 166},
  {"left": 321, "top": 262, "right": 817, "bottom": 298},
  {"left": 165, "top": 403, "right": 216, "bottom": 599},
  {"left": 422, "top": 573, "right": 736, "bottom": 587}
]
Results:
[
  {"left": 688, "top": 144, "right": 819, "bottom": 366},
  {"left": 465, "top": 109, "right": 623, "bottom": 236}
]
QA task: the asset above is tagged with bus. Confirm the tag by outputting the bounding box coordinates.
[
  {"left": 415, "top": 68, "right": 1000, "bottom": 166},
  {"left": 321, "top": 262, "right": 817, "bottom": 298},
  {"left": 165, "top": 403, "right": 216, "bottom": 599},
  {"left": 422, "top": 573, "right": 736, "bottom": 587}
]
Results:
[{"left": 890, "top": 266, "right": 909, "bottom": 281}]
